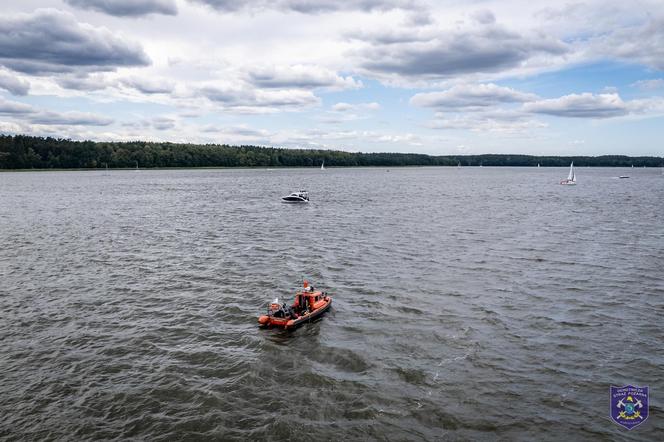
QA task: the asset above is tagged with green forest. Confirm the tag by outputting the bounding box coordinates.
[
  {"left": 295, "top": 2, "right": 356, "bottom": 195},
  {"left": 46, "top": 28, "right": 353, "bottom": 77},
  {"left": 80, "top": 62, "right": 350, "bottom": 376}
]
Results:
[{"left": 1, "top": 134, "right": 662, "bottom": 169}]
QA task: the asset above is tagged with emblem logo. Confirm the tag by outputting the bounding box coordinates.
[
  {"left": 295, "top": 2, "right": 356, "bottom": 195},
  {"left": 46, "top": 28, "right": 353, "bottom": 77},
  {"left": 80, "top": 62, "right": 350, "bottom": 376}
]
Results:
[{"left": 610, "top": 385, "right": 649, "bottom": 430}]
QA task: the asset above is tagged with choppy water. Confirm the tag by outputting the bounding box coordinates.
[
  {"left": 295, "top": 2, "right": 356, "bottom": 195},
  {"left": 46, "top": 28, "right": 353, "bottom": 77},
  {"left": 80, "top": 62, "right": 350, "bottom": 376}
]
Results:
[{"left": 1, "top": 167, "right": 662, "bottom": 441}]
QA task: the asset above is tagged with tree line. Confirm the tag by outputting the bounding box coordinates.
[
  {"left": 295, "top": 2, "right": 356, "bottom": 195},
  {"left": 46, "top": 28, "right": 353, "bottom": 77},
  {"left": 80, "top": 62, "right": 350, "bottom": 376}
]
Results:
[{"left": 0, "top": 134, "right": 662, "bottom": 169}]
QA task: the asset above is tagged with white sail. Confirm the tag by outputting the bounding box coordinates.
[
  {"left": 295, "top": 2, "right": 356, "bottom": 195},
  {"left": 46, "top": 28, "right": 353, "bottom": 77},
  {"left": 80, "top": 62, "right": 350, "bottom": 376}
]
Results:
[
  {"left": 321, "top": 161, "right": 325, "bottom": 170},
  {"left": 567, "top": 162, "right": 575, "bottom": 181}
]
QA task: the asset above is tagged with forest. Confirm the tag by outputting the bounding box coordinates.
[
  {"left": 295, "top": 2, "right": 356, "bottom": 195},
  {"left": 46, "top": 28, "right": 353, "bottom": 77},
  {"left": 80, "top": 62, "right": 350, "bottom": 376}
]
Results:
[{"left": 1, "top": 134, "right": 662, "bottom": 169}]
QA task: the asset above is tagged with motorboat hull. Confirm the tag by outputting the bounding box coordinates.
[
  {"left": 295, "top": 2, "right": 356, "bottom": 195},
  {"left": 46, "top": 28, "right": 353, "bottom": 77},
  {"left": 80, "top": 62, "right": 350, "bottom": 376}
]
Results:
[{"left": 259, "top": 295, "right": 331, "bottom": 329}]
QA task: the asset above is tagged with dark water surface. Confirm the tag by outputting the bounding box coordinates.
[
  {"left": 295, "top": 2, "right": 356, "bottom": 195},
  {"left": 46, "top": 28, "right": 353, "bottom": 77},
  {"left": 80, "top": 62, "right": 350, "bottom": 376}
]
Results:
[{"left": 1, "top": 167, "right": 662, "bottom": 441}]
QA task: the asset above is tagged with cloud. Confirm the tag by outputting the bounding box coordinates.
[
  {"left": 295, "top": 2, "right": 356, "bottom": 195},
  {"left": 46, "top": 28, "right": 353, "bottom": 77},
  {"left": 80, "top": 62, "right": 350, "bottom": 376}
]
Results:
[
  {"left": 426, "top": 109, "right": 547, "bottom": 134},
  {"left": 122, "top": 116, "right": 177, "bottom": 130},
  {"left": 56, "top": 73, "right": 113, "bottom": 91},
  {"left": 631, "top": 78, "right": 664, "bottom": 91},
  {"left": 471, "top": 9, "right": 496, "bottom": 25},
  {"left": 0, "top": 71, "right": 29, "bottom": 95},
  {"left": 584, "top": 11, "right": 664, "bottom": 71},
  {"left": 523, "top": 93, "right": 628, "bottom": 118},
  {"left": 0, "top": 9, "right": 150, "bottom": 74},
  {"left": 319, "top": 101, "right": 381, "bottom": 124},
  {"left": 201, "top": 124, "right": 270, "bottom": 138},
  {"left": 188, "top": 0, "right": 417, "bottom": 14},
  {"left": 0, "top": 97, "right": 35, "bottom": 115},
  {"left": 357, "top": 25, "right": 568, "bottom": 80},
  {"left": 331, "top": 102, "right": 380, "bottom": 112},
  {"left": 151, "top": 117, "right": 176, "bottom": 130},
  {"left": 200, "top": 84, "right": 320, "bottom": 112},
  {"left": 346, "top": 28, "right": 433, "bottom": 45},
  {"left": 0, "top": 96, "right": 113, "bottom": 126},
  {"left": 411, "top": 83, "right": 537, "bottom": 109},
  {"left": 29, "top": 111, "right": 114, "bottom": 126},
  {"left": 536, "top": 4, "right": 664, "bottom": 71},
  {"left": 247, "top": 65, "right": 361, "bottom": 90},
  {"left": 65, "top": 0, "right": 177, "bottom": 17},
  {"left": 121, "top": 76, "right": 175, "bottom": 94}
]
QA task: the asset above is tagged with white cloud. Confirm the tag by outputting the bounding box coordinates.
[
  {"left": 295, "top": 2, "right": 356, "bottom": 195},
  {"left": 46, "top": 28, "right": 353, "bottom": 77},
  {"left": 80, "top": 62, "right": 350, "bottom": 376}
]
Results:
[
  {"left": 426, "top": 109, "right": 547, "bottom": 134},
  {"left": 331, "top": 102, "right": 380, "bottom": 112},
  {"left": 631, "top": 79, "right": 664, "bottom": 91}
]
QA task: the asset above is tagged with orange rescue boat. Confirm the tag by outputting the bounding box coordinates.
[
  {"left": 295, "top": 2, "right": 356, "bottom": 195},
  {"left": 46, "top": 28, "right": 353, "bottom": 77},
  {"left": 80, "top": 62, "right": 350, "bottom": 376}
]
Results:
[{"left": 258, "top": 281, "right": 332, "bottom": 329}]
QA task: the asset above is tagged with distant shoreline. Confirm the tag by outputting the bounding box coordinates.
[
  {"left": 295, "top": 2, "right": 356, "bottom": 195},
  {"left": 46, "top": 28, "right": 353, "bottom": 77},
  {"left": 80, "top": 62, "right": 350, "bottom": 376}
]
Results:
[
  {"left": 2, "top": 165, "right": 663, "bottom": 173},
  {"left": 1, "top": 134, "right": 663, "bottom": 169}
]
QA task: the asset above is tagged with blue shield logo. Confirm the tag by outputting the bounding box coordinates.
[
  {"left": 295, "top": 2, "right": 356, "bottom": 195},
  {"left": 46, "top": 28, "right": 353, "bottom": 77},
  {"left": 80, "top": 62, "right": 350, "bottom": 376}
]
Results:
[{"left": 610, "top": 385, "right": 649, "bottom": 430}]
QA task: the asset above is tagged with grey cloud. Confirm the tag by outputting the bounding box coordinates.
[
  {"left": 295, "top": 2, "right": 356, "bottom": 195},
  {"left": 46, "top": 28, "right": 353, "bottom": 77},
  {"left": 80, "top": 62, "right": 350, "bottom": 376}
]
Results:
[
  {"left": 523, "top": 93, "right": 628, "bottom": 118},
  {"left": 29, "top": 111, "right": 114, "bottom": 126},
  {"left": 121, "top": 77, "right": 175, "bottom": 94},
  {"left": 0, "top": 97, "right": 113, "bottom": 125},
  {"left": 411, "top": 83, "right": 537, "bottom": 109},
  {"left": 226, "top": 126, "right": 267, "bottom": 136},
  {"left": 189, "top": 0, "right": 416, "bottom": 14},
  {"left": 405, "top": 9, "right": 433, "bottom": 26},
  {"left": 56, "top": 74, "right": 112, "bottom": 91},
  {"left": 346, "top": 28, "right": 433, "bottom": 45},
  {"left": 151, "top": 117, "right": 176, "bottom": 130},
  {"left": 471, "top": 10, "right": 496, "bottom": 25},
  {"left": 0, "top": 9, "right": 150, "bottom": 74},
  {"left": 0, "top": 71, "right": 29, "bottom": 95},
  {"left": 0, "top": 97, "right": 35, "bottom": 114},
  {"left": 358, "top": 26, "right": 568, "bottom": 78},
  {"left": 65, "top": 0, "right": 177, "bottom": 17},
  {"left": 200, "top": 85, "right": 319, "bottom": 110},
  {"left": 121, "top": 116, "right": 176, "bottom": 130},
  {"left": 247, "top": 65, "right": 360, "bottom": 90}
]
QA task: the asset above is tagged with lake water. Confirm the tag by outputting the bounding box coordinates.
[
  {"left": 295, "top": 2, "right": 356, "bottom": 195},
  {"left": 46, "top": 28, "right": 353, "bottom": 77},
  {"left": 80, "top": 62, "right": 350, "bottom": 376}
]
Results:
[{"left": 1, "top": 167, "right": 662, "bottom": 441}]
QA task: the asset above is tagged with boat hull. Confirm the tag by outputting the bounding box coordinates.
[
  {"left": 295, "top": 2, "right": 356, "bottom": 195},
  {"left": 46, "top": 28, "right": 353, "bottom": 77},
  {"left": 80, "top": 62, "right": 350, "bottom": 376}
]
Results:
[{"left": 259, "top": 297, "right": 331, "bottom": 329}]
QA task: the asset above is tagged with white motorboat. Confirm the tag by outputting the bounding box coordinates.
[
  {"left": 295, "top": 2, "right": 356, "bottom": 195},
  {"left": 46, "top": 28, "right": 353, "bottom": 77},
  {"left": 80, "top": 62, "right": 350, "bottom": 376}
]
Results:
[
  {"left": 560, "top": 162, "right": 576, "bottom": 185},
  {"left": 282, "top": 190, "right": 309, "bottom": 203}
]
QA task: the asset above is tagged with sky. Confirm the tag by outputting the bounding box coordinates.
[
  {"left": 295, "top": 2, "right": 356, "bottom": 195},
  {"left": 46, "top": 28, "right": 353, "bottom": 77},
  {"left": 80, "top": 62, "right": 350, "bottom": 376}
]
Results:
[{"left": 1, "top": 0, "right": 663, "bottom": 156}]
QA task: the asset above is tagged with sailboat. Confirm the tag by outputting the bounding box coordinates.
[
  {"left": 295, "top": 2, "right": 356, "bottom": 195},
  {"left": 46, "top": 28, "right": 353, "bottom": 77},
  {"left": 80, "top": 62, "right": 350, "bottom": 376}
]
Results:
[
  {"left": 560, "top": 162, "right": 576, "bottom": 185},
  {"left": 537, "top": 163, "right": 540, "bottom": 168},
  {"left": 321, "top": 161, "right": 325, "bottom": 170}
]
